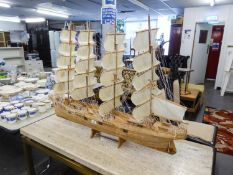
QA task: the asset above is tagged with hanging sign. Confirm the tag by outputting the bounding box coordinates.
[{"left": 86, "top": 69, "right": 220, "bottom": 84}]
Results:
[
  {"left": 117, "top": 19, "right": 125, "bottom": 32},
  {"left": 101, "top": 8, "right": 116, "bottom": 25},
  {"left": 106, "top": 0, "right": 115, "bottom": 5}
]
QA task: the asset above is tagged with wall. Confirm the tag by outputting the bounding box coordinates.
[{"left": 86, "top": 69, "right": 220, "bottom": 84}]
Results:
[
  {"left": 0, "top": 21, "right": 26, "bottom": 31},
  {"left": 180, "top": 5, "right": 233, "bottom": 91},
  {"left": 0, "top": 21, "right": 27, "bottom": 43},
  {"left": 124, "top": 19, "right": 157, "bottom": 55}
]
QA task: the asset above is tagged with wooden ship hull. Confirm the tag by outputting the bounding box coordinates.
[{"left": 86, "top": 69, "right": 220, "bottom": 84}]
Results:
[{"left": 53, "top": 97, "right": 187, "bottom": 154}]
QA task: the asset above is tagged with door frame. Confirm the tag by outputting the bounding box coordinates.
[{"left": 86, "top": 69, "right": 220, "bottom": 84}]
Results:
[
  {"left": 189, "top": 22, "right": 225, "bottom": 84},
  {"left": 205, "top": 25, "right": 225, "bottom": 80}
]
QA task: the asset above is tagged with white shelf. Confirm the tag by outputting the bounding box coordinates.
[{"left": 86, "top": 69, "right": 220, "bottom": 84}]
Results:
[{"left": 0, "top": 47, "right": 25, "bottom": 72}]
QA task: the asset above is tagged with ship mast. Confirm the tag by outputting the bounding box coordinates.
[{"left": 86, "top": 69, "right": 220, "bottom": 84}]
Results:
[
  {"left": 86, "top": 21, "right": 91, "bottom": 100},
  {"left": 113, "top": 18, "right": 118, "bottom": 109},
  {"left": 148, "top": 14, "right": 154, "bottom": 116},
  {"left": 67, "top": 23, "right": 73, "bottom": 102}
]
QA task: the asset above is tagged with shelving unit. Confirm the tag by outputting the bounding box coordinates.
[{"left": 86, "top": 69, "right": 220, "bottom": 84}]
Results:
[
  {"left": 0, "top": 32, "right": 10, "bottom": 47},
  {"left": 0, "top": 47, "right": 26, "bottom": 72}
]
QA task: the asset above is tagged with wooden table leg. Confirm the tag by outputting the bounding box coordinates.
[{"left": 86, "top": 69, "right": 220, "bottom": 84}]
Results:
[{"left": 22, "top": 137, "right": 35, "bottom": 175}]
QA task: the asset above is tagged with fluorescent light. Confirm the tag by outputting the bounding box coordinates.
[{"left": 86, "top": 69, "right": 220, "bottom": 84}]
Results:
[
  {"left": 24, "top": 17, "right": 45, "bottom": 23},
  {"left": 127, "top": 0, "right": 149, "bottom": 11},
  {"left": 37, "top": 8, "right": 69, "bottom": 18},
  {"left": 0, "top": 16, "right": 20, "bottom": 23},
  {"left": 210, "top": 0, "right": 215, "bottom": 6},
  {"left": 0, "top": 2, "right": 11, "bottom": 8}
]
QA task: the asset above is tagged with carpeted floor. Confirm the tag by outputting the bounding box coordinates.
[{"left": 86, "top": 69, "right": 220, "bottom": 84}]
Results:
[{"left": 203, "top": 107, "right": 233, "bottom": 156}]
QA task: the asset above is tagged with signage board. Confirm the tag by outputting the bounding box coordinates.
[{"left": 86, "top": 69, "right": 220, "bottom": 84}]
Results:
[{"left": 101, "top": 8, "right": 116, "bottom": 25}]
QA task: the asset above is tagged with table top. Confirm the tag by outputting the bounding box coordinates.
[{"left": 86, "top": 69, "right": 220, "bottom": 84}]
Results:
[
  {"left": 185, "top": 120, "right": 216, "bottom": 144},
  {"left": 20, "top": 115, "right": 214, "bottom": 175},
  {"left": 180, "top": 89, "right": 200, "bottom": 100},
  {"left": 0, "top": 109, "right": 54, "bottom": 132}
]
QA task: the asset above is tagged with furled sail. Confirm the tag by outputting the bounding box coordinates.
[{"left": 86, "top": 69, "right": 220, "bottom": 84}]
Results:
[
  {"left": 131, "top": 87, "right": 163, "bottom": 106},
  {"left": 77, "top": 30, "right": 95, "bottom": 45},
  {"left": 132, "top": 69, "right": 159, "bottom": 91},
  {"left": 60, "top": 30, "right": 77, "bottom": 43},
  {"left": 104, "top": 33, "right": 125, "bottom": 52},
  {"left": 99, "top": 96, "right": 121, "bottom": 116},
  {"left": 75, "top": 58, "right": 96, "bottom": 74},
  {"left": 100, "top": 69, "right": 123, "bottom": 86},
  {"left": 98, "top": 32, "right": 125, "bottom": 116},
  {"left": 58, "top": 43, "right": 77, "bottom": 57},
  {"left": 101, "top": 51, "right": 124, "bottom": 70},
  {"left": 73, "top": 73, "right": 97, "bottom": 89},
  {"left": 54, "top": 68, "right": 75, "bottom": 83},
  {"left": 132, "top": 97, "right": 186, "bottom": 123},
  {"left": 53, "top": 28, "right": 76, "bottom": 96},
  {"left": 76, "top": 45, "right": 96, "bottom": 60},
  {"left": 133, "top": 51, "right": 160, "bottom": 73},
  {"left": 131, "top": 27, "right": 186, "bottom": 123},
  {"left": 71, "top": 86, "right": 95, "bottom": 100},
  {"left": 133, "top": 28, "right": 158, "bottom": 54},
  {"left": 53, "top": 81, "right": 74, "bottom": 94},
  {"left": 57, "top": 56, "right": 75, "bottom": 67},
  {"left": 99, "top": 83, "right": 123, "bottom": 101},
  {"left": 70, "top": 29, "right": 97, "bottom": 100}
]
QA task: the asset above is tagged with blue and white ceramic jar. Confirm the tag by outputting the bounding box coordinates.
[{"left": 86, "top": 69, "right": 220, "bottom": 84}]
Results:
[
  {"left": 18, "top": 110, "right": 27, "bottom": 120},
  {"left": 28, "top": 108, "right": 38, "bottom": 118},
  {"left": 6, "top": 113, "right": 17, "bottom": 123}
]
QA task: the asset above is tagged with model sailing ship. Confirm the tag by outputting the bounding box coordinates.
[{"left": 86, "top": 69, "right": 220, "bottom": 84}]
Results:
[{"left": 52, "top": 19, "right": 187, "bottom": 154}]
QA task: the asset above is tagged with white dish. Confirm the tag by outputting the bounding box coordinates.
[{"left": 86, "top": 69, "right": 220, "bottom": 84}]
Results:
[
  {"left": 36, "top": 89, "right": 50, "bottom": 95},
  {"left": 24, "top": 78, "right": 39, "bottom": 83},
  {"left": 24, "top": 100, "right": 34, "bottom": 106},
  {"left": 10, "top": 100, "right": 20, "bottom": 105},
  {"left": 14, "top": 103, "right": 24, "bottom": 109}
]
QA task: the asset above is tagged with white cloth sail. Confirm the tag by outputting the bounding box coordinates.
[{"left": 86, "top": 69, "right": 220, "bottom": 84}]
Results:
[
  {"left": 77, "top": 30, "right": 95, "bottom": 45},
  {"left": 102, "top": 51, "right": 124, "bottom": 71},
  {"left": 53, "top": 81, "right": 73, "bottom": 94},
  {"left": 58, "top": 43, "right": 76, "bottom": 57},
  {"left": 75, "top": 58, "right": 96, "bottom": 74},
  {"left": 60, "top": 30, "right": 77, "bottom": 43},
  {"left": 99, "top": 96, "right": 121, "bottom": 116},
  {"left": 132, "top": 97, "right": 186, "bottom": 123},
  {"left": 73, "top": 73, "right": 97, "bottom": 89},
  {"left": 132, "top": 69, "right": 159, "bottom": 91},
  {"left": 131, "top": 87, "right": 164, "bottom": 106},
  {"left": 100, "top": 69, "right": 123, "bottom": 86},
  {"left": 104, "top": 33, "right": 125, "bottom": 52},
  {"left": 71, "top": 86, "right": 95, "bottom": 100},
  {"left": 132, "top": 101, "right": 151, "bottom": 122},
  {"left": 76, "top": 44, "right": 95, "bottom": 60},
  {"left": 152, "top": 97, "right": 186, "bottom": 122},
  {"left": 99, "top": 83, "right": 123, "bottom": 101},
  {"left": 133, "top": 52, "right": 160, "bottom": 73},
  {"left": 133, "top": 29, "right": 158, "bottom": 54},
  {"left": 53, "top": 68, "right": 75, "bottom": 83},
  {"left": 57, "top": 56, "right": 75, "bottom": 68}
]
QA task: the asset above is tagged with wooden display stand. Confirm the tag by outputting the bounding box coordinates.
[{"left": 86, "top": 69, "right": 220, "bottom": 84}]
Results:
[{"left": 180, "top": 89, "right": 202, "bottom": 118}]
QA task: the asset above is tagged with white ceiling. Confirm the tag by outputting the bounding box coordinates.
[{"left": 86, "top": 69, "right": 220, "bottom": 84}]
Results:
[{"left": 0, "top": 0, "right": 232, "bottom": 21}]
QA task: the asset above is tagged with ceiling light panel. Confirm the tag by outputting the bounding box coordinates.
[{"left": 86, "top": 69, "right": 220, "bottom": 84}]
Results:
[
  {"left": 0, "top": 2, "right": 11, "bottom": 8},
  {"left": 0, "top": 16, "right": 20, "bottom": 23}
]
